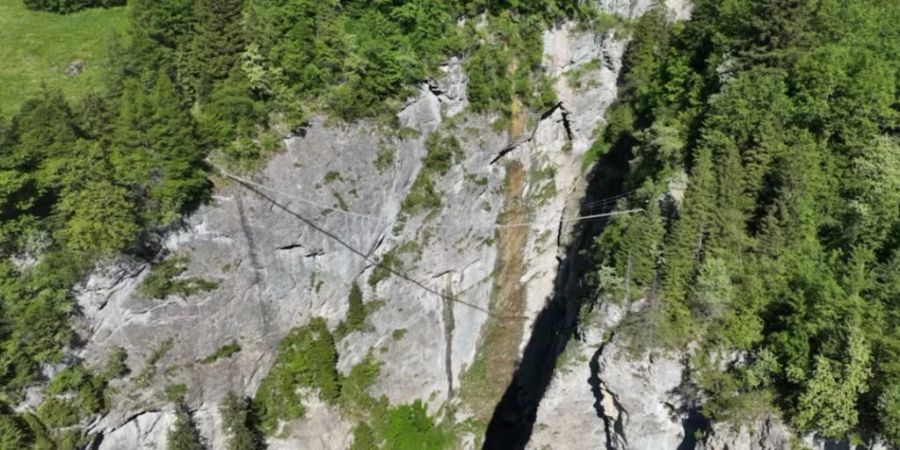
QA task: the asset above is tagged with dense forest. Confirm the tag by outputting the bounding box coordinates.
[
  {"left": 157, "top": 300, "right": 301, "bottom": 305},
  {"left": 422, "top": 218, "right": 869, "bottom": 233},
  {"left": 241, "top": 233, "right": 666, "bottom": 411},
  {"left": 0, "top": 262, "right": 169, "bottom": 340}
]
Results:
[
  {"left": 2, "top": 0, "right": 899, "bottom": 447},
  {"left": 590, "top": 0, "right": 900, "bottom": 444},
  {"left": 23, "top": 0, "right": 125, "bottom": 14}
]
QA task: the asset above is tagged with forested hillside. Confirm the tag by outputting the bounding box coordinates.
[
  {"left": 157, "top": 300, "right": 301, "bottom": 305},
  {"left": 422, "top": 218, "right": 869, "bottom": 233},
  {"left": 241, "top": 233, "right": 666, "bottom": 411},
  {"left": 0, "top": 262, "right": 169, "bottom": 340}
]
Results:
[
  {"left": 589, "top": 0, "right": 900, "bottom": 444},
  {"left": 3, "top": 0, "right": 900, "bottom": 448}
]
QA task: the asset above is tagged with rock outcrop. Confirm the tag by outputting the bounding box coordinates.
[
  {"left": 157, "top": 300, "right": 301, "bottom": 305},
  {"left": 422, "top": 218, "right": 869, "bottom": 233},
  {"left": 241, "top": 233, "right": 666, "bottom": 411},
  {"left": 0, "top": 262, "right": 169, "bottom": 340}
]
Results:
[
  {"left": 96, "top": 411, "right": 174, "bottom": 450},
  {"left": 528, "top": 300, "right": 690, "bottom": 450}
]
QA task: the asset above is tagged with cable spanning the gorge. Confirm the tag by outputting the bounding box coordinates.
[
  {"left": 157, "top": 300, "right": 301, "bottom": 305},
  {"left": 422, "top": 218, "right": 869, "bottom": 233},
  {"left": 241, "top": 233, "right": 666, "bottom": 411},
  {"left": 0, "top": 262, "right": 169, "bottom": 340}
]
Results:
[
  {"left": 222, "top": 171, "right": 643, "bottom": 230},
  {"left": 222, "top": 171, "right": 643, "bottom": 319},
  {"left": 226, "top": 173, "right": 507, "bottom": 318}
]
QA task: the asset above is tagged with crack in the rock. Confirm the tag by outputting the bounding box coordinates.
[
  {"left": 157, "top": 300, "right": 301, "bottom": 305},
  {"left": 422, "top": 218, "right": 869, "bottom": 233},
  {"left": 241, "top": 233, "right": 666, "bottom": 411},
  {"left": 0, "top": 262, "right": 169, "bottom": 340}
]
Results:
[
  {"left": 559, "top": 104, "right": 574, "bottom": 143},
  {"left": 426, "top": 79, "right": 445, "bottom": 98},
  {"left": 276, "top": 242, "right": 325, "bottom": 258},
  {"left": 96, "top": 264, "right": 146, "bottom": 311},
  {"left": 442, "top": 276, "right": 456, "bottom": 401},
  {"left": 95, "top": 409, "right": 162, "bottom": 435},
  {"left": 490, "top": 102, "right": 569, "bottom": 165},
  {"left": 589, "top": 332, "right": 628, "bottom": 450},
  {"left": 236, "top": 195, "right": 272, "bottom": 336},
  {"left": 236, "top": 196, "right": 262, "bottom": 285}
]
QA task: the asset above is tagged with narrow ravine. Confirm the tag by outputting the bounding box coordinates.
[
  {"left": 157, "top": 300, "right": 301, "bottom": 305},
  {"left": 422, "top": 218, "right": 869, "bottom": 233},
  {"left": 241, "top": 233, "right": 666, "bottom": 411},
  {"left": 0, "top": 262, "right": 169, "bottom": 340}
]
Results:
[{"left": 483, "top": 141, "right": 633, "bottom": 449}]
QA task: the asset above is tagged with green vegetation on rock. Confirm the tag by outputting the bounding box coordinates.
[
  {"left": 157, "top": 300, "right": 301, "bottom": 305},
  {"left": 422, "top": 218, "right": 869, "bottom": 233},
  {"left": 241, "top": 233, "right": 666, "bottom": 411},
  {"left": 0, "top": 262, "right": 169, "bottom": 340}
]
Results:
[
  {"left": 201, "top": 340, "right": 242, "bottom": 364},
  {"left": 138, "top": 256, "right": 219, "bottom": 299},
  {"left": 254, "top": 318, "right": 339, "bottom": 433}
]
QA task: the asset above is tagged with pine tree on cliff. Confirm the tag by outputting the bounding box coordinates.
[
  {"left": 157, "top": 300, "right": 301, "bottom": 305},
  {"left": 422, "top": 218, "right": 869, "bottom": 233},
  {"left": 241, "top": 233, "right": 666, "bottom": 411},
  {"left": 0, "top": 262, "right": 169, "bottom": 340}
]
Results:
[
  {"left": 220, "top": 391, "right": 266, "bottom": 450},
  {"left": 167, "top": 403, "right": 204, "bottom": 450}
]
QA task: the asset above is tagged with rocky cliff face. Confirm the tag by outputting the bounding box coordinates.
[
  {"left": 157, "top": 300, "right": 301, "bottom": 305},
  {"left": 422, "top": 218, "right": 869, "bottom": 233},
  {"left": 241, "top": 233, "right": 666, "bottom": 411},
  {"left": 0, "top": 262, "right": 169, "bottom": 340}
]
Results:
[
  {"left": 67, "top": 1, "right": 846, "bottom": 449},
  {"left": 73, "top": 9, "right": 633, "bottom": 450}
]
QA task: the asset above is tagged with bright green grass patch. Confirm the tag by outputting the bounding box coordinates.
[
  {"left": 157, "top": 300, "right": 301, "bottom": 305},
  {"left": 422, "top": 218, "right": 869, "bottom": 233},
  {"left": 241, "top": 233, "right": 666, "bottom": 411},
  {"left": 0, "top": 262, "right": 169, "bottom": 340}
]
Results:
[{"left": 0, "top": 1, "right": 128, "bottom": 116}]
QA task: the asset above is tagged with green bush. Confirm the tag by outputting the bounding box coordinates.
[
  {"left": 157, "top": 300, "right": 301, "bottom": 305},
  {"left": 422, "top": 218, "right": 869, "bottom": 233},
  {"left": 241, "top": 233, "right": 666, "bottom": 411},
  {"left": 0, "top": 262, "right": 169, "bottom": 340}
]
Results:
[
  {"left": 37, "top": 397, "right": 81, "bottom": 428},
  {"left": 340, "top": 355, "right": 381, "bottom": 411},
  {"left": 374, "top": 145, "right": 396, "bottom": 172},
  {"left": 401, "top": 173, "right": 442, "bottom": 215},
  {"left": 165, "top": 384, "right": 188, "bottom": 403},
  {"left": 220, "top": 392, "right": 265, "bottom": 450},
  {"left": 346, "top": 283, "right": 366, "bottom": 332},
  {"left": 41, "top": 364, "right": 108, "bottom": 427},
  {"left": 167, "top": 404, "right": 203, "bottom": 450},
  {"left": 0, "top": 414, "right": 30, "bottom": 450},
  {"left": 104, "top": 346, "right": 130, "bottom": 379},
  {"left": 423, "top": 134, "right": 462, "bottom": 175},
  {"left": 255, "top": 318, "right": 339, "bottom": 434},
  {"left": 367, "top": 242, "right": 419, "bottom": 288},
  {"left": 382, "top": 401, "right": 454, "bottom": 450},
  {"left": 138, "top": 256, "right": 219, "bottom": 300},
  {"left": 201, "top": 341, "right": 242, "bottom": 364}
]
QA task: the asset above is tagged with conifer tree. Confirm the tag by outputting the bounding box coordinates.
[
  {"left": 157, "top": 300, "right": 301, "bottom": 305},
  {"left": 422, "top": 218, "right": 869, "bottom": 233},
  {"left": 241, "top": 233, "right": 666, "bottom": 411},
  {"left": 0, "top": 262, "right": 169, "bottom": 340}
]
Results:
[
  {"left": 347, "top": 282, "right": 366, "bottom": 331},
  {"left": 192, "top": 0, "right": 246, "bottom": 97},
  {"left": 662, "top": 145, "right": 716, "bottom": 305},
  {"left": 220, "top": 392, "right": 265, "bottom": 450},
  {"left": 113, "top": 69, "right": 207, "bottom": 227},
  {"left": 167, "top": 403, "right": 203, "bottom": 450}
]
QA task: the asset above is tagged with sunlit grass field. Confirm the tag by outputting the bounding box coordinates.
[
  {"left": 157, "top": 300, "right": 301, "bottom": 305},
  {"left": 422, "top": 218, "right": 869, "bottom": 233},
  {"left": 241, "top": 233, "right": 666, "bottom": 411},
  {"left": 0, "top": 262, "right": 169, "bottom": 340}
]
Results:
[{"left": 0, "top": 0, "right": 128, "bottom": 116}]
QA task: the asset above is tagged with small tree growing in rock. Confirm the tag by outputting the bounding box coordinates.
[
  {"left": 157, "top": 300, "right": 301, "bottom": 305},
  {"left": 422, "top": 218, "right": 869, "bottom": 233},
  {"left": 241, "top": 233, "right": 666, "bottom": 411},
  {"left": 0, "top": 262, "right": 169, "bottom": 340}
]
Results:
[
  {"left": 347, "top": 282, "right": 366, "bottom": 331},
  {"left": 167, "top": 403, "right": 203, "bottom": 450},
  {"left": 220, "top": 391, "right": 266, "bottom": 450}
]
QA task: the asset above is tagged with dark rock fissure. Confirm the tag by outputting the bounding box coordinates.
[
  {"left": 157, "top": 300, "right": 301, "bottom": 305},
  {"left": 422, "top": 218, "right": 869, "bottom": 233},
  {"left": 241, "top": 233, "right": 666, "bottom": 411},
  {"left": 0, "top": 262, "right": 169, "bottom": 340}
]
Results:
[
  {"left": 443, "top": 277, "right": 456, "bottom": 401},
  {"left": 677, "top": 407, "right": 711, "bottom": 450},
  {"left": 490, "top": 102, "right": 569, "bottom": 165},
  {"left": 482, "top": 139, "right": 632, "bottom": 449},
  {"left": 559, "top": 105, "right": 574, "bottom": 143},
  {"left": 589, "top": 333, "right": 627, "bottom": 450}
]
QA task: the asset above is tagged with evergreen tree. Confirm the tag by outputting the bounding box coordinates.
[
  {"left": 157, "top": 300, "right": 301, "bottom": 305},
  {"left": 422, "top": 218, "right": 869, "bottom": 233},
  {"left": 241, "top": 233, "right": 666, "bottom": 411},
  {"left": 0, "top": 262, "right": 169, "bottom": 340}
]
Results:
[
  {"left": 130, "top": 0, "right": 195, "bottom": 50},
  {"left": 220, "top": 392, "right": 265, "bottom": 450},
  {"left": 112, "top": 69, "right": 208, "bottom": 227},
  {"left": 347, "top": 282, "right": 366, "bottom": 331},
  {"left": 192, "top": 0, "right": 246, "bottom": 97},
  {"left": 0, "top": 414, "right": 28, "bottom": 450},
  {"left": 662, "top": 145, "right": 716, "bottom": 306},
  {"left": 167, "top": 404, "right": 203, "bottom": 450},
  {"left": 795, "top": 326, "right": 872, "bottom": 437}
]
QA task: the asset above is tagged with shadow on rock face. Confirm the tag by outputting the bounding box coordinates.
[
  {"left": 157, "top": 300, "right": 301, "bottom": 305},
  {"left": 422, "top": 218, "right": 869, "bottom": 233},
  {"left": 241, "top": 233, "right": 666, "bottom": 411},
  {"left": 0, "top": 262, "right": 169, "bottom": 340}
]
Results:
[{"left": 482, "top": 135, "right": 633, "bottom": 450}]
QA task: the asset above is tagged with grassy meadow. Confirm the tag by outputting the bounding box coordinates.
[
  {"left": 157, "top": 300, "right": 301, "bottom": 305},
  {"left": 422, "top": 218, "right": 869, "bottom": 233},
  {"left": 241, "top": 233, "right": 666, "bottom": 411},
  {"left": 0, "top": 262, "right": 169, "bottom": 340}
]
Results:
[{"left": 0, "top": 0, "right": 128, "bottom": 116}]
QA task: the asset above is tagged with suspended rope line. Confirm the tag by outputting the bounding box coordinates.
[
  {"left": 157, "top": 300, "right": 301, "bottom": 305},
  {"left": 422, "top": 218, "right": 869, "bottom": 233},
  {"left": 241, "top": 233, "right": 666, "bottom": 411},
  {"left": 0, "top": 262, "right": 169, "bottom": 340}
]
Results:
[
  {"left": 228, "top": 175, "right": 522, "bottom": 319},
  {"left": 587, "top": 188, "right": 639, "bottom": 203},
  {"left": 223, "top": 172, "right": 386, "bottom": 221},
  {"left": 222, "top": 171, "right": 643, "bottom": 232},
  {"left": 413, "top": 209, "right": 644, "bottom": 231},
  {"left": 581, "top": 188, "right": 640, "bottom": 208}
]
